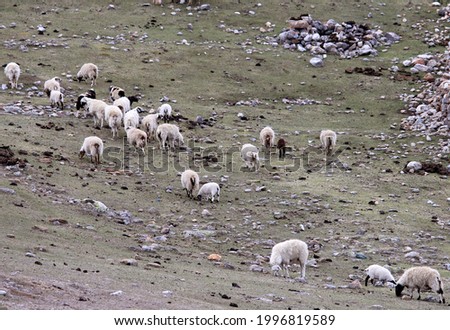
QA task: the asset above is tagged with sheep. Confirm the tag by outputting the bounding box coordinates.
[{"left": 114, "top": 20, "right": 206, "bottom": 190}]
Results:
[
  {"left": 79, "top": 97, "right": 108, "bottom": 128},
  {"left": 260, "top": 126, "right": 275, "bottom": 149},
  {"left": 77, "top": 63, "right": 98, "bottom": 87},
  {"left": 181, "top": 169, "right": 200, "bottom": 198},
  {"left": 3, "top": 62, "right": 20, "bottom": 89},
  {"left": 153, "top": 0, "right": 162, "bottom": 5},
  {"left": 364, "top": 264, "right": 396, "bottom": 287},
  {"left": 141, "top": 113, "right": 159, "bottom": 141},
  {"left": 44, "top": 77, "right": 61, "bottom": 97},
  {"left": 76, "top": 89, "right": 96, "bottom": 110},
  {"left": 109, "top": 85, "right": 125, "bottom": 101},
  {"left": 104, "top": 105, "right": 124, "bottom": 138},
  {"left": 197, "top": 182, "right": 220, "bottom": 202},
  {"left": 79, "top": 136, "right": 103, "bottom": 165},
  {"left": 395, "top": 266, "right": 445, "bottom": 303},
  {"left": 123, "top": 106, "right": 145, "bottom": 129},
  {"left": 50, "top": 89, "right": 64, "bottom": 110},
  {"left": 126, "top": 127, "right": 148, "bottom": 154},
  {"left": 270, "top": 239, "right": 309, "bottom": 279},
  {"left": 158, "top": 103, "right": 172, "bottom": 123},
  {"left": 320, "top": 129, "right": 337, "bottom": 156},
  {"left": 156, "top": 123, "right": 184, "bottom": 150},
  {"left": 113, "top": 95, "right": 140, "bottom": 114},
  {"left": 240, "top": 143, "right": 260, "bottom": 172},
  {"left": 277, "top": 138, "right": 286, "bottom": 159}
]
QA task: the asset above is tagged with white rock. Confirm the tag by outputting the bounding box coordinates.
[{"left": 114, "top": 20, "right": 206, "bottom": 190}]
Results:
[{"left": 309, "top": 57, "right": 323, "bottom": 67}]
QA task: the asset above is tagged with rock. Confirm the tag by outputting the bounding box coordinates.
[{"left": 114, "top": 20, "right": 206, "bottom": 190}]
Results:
[
  {"left": 406, "top": 161, "right": 422, "bottom": 172},
  {"left": 201, "top": 209, "right": 212, "bottom": 217},
  {"left": 0, "top": 290, "right": 7, "bottom": 296},
  {"left": 120, "top": 258, "right": 138, "bottom": 266},
  {"left": 310, "top": 57, "right": 324, "bottom": 67},
  {"left": 110, "top": 290, "right": 123, "bottom": 296},
  {"left": 404, "top": 251, "right": 420, "bottom": 258},
  {"left": 249, "top": 264, "right": 264, "bottom": 272},
  {"left": 0, "top": 187, "right": 16, "bottom": 194},
  {"left": 348, "top": 279, "right": 362, "bottom": 289},
  {"left": 355, "top": 252, "right": 367, "bottom": 259},
  {"left": 207, "top": 253, "right": 222, "bottom": 261}
]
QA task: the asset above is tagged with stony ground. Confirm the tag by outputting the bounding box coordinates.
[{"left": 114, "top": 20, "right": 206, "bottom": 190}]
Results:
[{"left": 0, "top": 0, "right": 449, "bottom": 310}]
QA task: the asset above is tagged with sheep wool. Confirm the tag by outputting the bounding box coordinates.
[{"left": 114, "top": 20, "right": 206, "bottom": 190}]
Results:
[
  {"left": 123, "top": 106, "right": 144, "bottom": 129},
  {"left": 44, "top": 77, "right": 61, "bottom": 97},
  {"left": 240, "top": 143, "right": 260, "bottom": 172},
  {"left": 259, "top": 126, "right": 275, "bottom": 148},
  {"left": 158, "top": 103, "right": 172, "bottom": 123},
  {"left": 77, "top": 63, "right": 98, "bottom": 87},
  {"left": 142, "top": 113, "right": 159, "bottom": 141},
  {"left": 50, "top": 90, "right": 64, "bottom": 110},
  {"left": 109, "top": 85, "right": 125, "bottom": 101},
  {"left": 79, "top": 136, "right": 103, "bottom": 165},
  {"left": 270, "top": 239, "right": 309, "bottom": 279},
  {"left": 126, "top": 127, "right": 148, "bottom": 154},
  {"left": 114, "top": 96, "right": 140, "bottom": 114},
  {"left": 395, "top": 266, "right": 445, "bottom": 303},
  {"left": 320, "top": 129, "right": 337, "bottom": 156},
  {"left": 104, "top": 105, "right": 124, "bottom": 138},
  {"left": 197, "top": 182, "right": 220, "bottom": 202},
  {"left": 3, "top": 62, "right": 20, "bottom": 89},
  {"left": 156, "top": 123, "right": 184, "bottom": 150},
  {"left": 80, "top": 97, "right": 108, "bottom": 128},
  {"left": 364, "top": 264, "right": 396, "bottom": 287},
  {"left": 181, "top": 169, "right": 200, "bottom": 199}
]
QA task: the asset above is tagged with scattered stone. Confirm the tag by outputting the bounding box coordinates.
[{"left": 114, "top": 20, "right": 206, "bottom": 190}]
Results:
[
  {"left": 310, "top": 57, "right": 324, "bottom": 67},
  {"left": 120, "top": 258, "right": 138, "bottom": 266},
  {"left": 0, "top": 187, "right": 16, "bottom": 194},
  {"left": 249, "top": 264, "right": 264, "bottom": 272},
  {"left": 207, "top": 253, "right": 222, "bottom": 261}
]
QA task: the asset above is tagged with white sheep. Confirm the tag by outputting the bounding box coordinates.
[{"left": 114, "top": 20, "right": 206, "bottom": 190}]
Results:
[
  {"left": 181, "top": 169, "right": 200, "bottom": 199},
  {"left": 158, "top": 103, "right": 172, "bottom": 123},
  {"left": 76, "top": 89, "right": 96, "bottom": 110},
  {"left": 320, "top": 129, "right": 337, "bottom": 155},
  {"left": 104, "top": 105, "right": 124, "bottom": 138},
  {"left": 156, "top": 123, "right": 184, "bottom": 150},
  {"left": 109, "top": 85, "right": 125, "bottom": 101},
  {"left": 77, "top": 63, "right": 98, "bottom": 87},
  {"left": 50, "top": 89, "right": 64, "bottom": 110},
  {"left": 126, "top": 127, "right": 148, "bottom": 154},
  {"left": 141, "top": 113, "right": 159, "bottom": 141},
  {"left": 197, "top": 182, "right": 220, "bottom": 202},
  {"left": 260, "top": 126, "right": 275, "bottom": 148},
  {"left": 44, "top": 76, "right": 61, "bottom": 97},
  {"left": 240, "top": 143, "right": 260, "bottom": 172},
  {"left": 79, "top": 136, "right": 103, "bottom": 165},
  {"left": 79, "top": 97, "right": 108, "bottom": 128},
  {"left": 113, "top": 95, "right": 140, "bottom": 114},
  {"left": 395, "top": 266, "right": 445, "bottom": 303},
  {"left": 270, "top": 239, "right": 309, "bottom": 279},
  {"left": 364, "top": 264, "right": 396, "bottom": 287},
  {"left": 3, "top": 62, "right": 20, "bottom": 89},
  {"left": 123, "top": 106, "right": 145, "bottom": 129}
]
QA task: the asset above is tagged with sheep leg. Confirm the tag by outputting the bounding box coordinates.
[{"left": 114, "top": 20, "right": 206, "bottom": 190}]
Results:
[
  {"left": 364, "top": 276, "right": 370, "bottom": 287},
  {"left": 284, "top": 265, "right": 290, "bottom": 279},
  {"left": 416, "top": 288, "right": 421, "bottom": 300}
]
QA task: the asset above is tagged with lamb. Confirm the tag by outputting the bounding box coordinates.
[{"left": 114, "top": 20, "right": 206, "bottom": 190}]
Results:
[
  {"left": 158, "top": 103, "right": 172, "bottom": 123},
  {"left": 104, "top": 105, "right": 124, "bottom": 138},
  {"left": 320, "top": 129, "right": 337, "bottom": 156},
  {"left": 364, "top": 264, "right": 396, "bottom": 287},
  {"left": 79, "top": 136, "right": 103, "bottom": 165},
  {"left": 50, "top": 89, "right": 64, "bottom": 110},
  {"left": 270, "top": 239, "right": 309, "bottom": 279},
  {"left": 109, "top": 85, "right": 125, "bottom": 101},
  {"left": 44, "top": 77, "right": 61, "bottom": 97},
  {"left": 77, "top": 63, "right": 98, "bottom": 87},
  {"left": 240, "top": 143, "right": 260, "bottom": 172},
  {"left": 395, "top": 266, "right": 445, "bottom": 303},
  {"left": 79, "top": 97, "right": 108, "bottom": 128},
  {"left": 156, "top": 123, "right": 184, "bottom": 150},
  {"left": 197, "top": 182, "right": 220, "bottom": 202},
  {"left": 181, "top": 169, "right": 200, "bottom": 198},
  {"left": 113, "top": 95, "right": 140, "bottom": 114},
  {"left": 277, "top": 138, "right": 287, "bottom": 159},
  {"left": 141, "top": 113, "right": 159, "bottom": 141},
  {"left": 126, "top": 127, "right": 148, "bottom": 154},
  {"left": 76, "top": 89, "right": 96, "bottom": 110},
  {"left": 3, "top": 62, "right": 20, "bottom": 89},
  {"left": 123, "top": 106, "right": 145, "bottom": 129},
  {"left": 260, "top": 126, "right": 275, "bottom": 148}
]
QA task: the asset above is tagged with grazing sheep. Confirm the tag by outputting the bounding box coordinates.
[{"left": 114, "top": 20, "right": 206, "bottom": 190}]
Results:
[
  {"left": 240, "top": 143, "right": 260, "bottom": 172},
  {"left": 277, "top": 138, "right": 286, "bottom": 159},
  {"left": 141, "top": 113, "right": 159, "bottom": 141},
  {"left": 109, "top": 85, "right": 125, "bottom": 101},
  {"left": 123, "top": 106, "right": 145, "bottom": 129},
  {"left": 113, "top": 95, "right": 140, "bottom": 114},
  {"left": 320, "top": 129, "right": 337, "bottom": 155},
  {"left": 50, "top": 89, "right": 64, "bottom": 110},
  {"left": 197, "top": 182, "right": 220, "bottom": 202},
  {"left": 181, "top": 169, "right": 200, "bottom": 198},
  {"left": 156, "top": 123, "right": 184, "bottom": 150},
  {"left": 126, "top": 127, "right": 148, "bottom": 154},
  {"left": 364, "top": 265, "right": 396, "bottom": 287},
  {"left": 395, "top": 266, "right": 445, "bottom": 303},
  {"left": 104, "top": 105, "right": 124, "bottom": 138},
  {"left": 270, "top": 239, "right": 309, "bottom": 279},
  {"left": 76, "top": 89, "right": 96, "bottom": 110},
  {"left": 158, "top": 103, "right": 172, "bottom": 123},
  {"left": 43, "top": 77, "right": 61, "bottom": 97},
  {"left": 79, "top": 136, "right": 103, "bottom": 165},
  {"left": 79, "top": 97, "right": 108, "bottom": 128},
  {"left": 153, "top": 0, "right": 162, "bottom": 5},
  {"left": 77, "top": 63, "right": 98, "bottom": 87},
  {"left": 3, "top": 62, "right": 20, "bottom": 89},
  {"left": 260, "top": 126, "right": 275, "bottom": 148}
]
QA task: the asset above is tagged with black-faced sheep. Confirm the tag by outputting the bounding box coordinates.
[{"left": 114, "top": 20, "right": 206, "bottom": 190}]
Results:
[
  {"left": 395, "top": 266, "right": 445, "bottom": 303},
  {"left": 197, "top": 182, "right": 220, "bottom": 202},
  {"left": 240, "top": 143, "right": 260, "bottom": 172},
  {"left": 260, "top": 126, "right": 275, "bottom": 148},
  {"left": 79, "top": 96, "right": 108, "bottom": 128},
  {"left": 126, "top": 127, "right": 148, "bottom": 154},
  {"left": 270, "top": 239, "right": 308, "bottom": 279},
  {"left": 156, "top": 123, "right": 184, "bottom": 150},
  {"left": 181, "top": 169, "right": 200, "bottom": 199},
  {"left": 364, "top": 264, "right": 396, "bottom": 287},
  {"left": 320, "top": 129, "right": 337, "bottom": 156},
  {"left": 158, "top": 103, "right": 172, "bottom": 123},
  {"left": 79, "top": 136, "right": 103, "bottom": 165},
  {"left": 277, "top": 138, "right": 286, "bottom": 159},
  {"left": 77, "top": 63, "right": 98, "bottom": 87},
  {"left": 76, "top": 89, "right": 96, "bottom": 110},
  {"left": 50, "top": 90, "right": 64, "bottom": 110},
  {"left": 142, "top": 113, "right": 159, "bottom": 142},
  {"left": 44, "top": 77, "right": 61, "bottom": 97},
  {"left": 109, "top": 85, "right": 125, "bottom": 101},
  {"left": 3, "top": 62, "right": 20, "bottom": 89},
  {"left": 104, "top": 105, "right": 123, "bottom": 138}
]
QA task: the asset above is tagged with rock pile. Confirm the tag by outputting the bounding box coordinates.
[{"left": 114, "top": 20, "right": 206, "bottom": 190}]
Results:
[{"left": 276, "top": 14, "right": 400, "bottom": 58}]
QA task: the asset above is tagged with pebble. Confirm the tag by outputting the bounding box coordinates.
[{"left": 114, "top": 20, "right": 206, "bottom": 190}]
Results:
[
  {"left": 0, "top": 187, "right": 16, "bottom": 194},
  {"left": 110, "top": 290, "right": 123, "bottom": 296}
]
